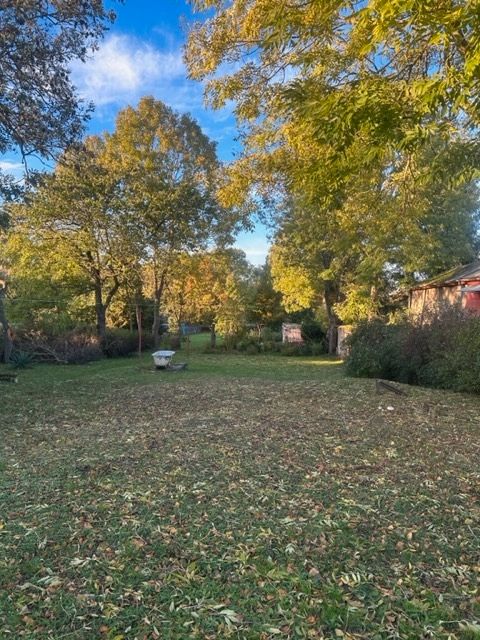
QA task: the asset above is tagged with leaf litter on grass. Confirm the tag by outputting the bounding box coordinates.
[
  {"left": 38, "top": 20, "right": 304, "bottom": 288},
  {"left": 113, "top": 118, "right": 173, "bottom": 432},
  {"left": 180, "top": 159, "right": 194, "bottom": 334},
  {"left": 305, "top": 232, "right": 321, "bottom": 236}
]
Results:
[{"left": 0, "top": 373, "right": 479, "bottom": 639}]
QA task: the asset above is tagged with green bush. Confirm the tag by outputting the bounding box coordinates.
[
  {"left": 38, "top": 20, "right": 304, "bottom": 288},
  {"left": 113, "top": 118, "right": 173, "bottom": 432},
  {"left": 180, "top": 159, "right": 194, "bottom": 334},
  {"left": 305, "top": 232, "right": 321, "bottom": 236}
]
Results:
[
  {"left": 223, "top": 330, "right": 247, "bottom": 351},
  {"left": 260, "top": 327, "right": 282, "bottom": 343},
  {"left": 345, "top": 320, "right": 400, "bottom": 378},
  {"left": 311, "top": 341, "right": 327, "bottom": 356},
  {"left": 9, "top": 350, "right": 35, "bottom": 369},
  {"left": 346, "top": 307, "right": 480, "bottom": 393},
  {"left": 245, "top": 343, "right": 261, "bottom": 355},
  {"left": 301, "top": 319, "right": 326, "bottom": 344},
  {"left": 280, "top": 343, "right": 312, "bottom": 357},
  {"left": 262, "top": 339, "right": 282, "bottom": 353},
  {"left": 103, "top": 329, "right": 139, "bottom": 358},
  {"left": 236, "top": 335, "right": 262, "bottom": 353}
]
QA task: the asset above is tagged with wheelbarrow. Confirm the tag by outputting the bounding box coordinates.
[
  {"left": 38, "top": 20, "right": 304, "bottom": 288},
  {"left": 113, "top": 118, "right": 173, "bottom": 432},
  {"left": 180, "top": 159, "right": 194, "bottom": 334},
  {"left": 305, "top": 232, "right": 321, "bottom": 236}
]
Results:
[
  {"left": 152, "top": 350, "right": 188, "bottom": 371},
  {"left": 152, "top": 350, "right": 176, "bottom": 369}
]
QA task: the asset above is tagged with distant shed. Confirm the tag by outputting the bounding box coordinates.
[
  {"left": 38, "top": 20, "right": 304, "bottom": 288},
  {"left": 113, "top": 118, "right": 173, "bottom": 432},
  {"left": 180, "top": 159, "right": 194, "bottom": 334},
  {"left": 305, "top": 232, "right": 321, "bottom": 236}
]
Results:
[
  {"left": 282, "top": 323, "right": 304, "bottom": 344},
  {"left": 409, "top": 261, "right": 480, "bottom": 316}
]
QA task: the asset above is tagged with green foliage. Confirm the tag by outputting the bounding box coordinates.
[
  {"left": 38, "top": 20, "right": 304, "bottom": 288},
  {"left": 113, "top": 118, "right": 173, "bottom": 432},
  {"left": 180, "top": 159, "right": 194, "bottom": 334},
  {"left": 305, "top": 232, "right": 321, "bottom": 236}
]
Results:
[
  {"left": 281, "top": 342, "right": 312, "bottom": 357},
  {"left": 187, "top": 0, "right": 480, "bottom": 158},
  {"left": 0, "top": 0, "right": 115, "bottom": 196},
  {"left": 9, "top": 350, "right": 34, "bottom": 370},
  {"left": 345, "top": 320, "right": 408, "bottom": 380},
  {"left": 260, "top": 327, "right": 282, "bottom": 343},
  {"left": 301, "top": 319, "right": 326, "bottom": 344},
  {"left": 186, "top": 0, "right": 480, "bottom": 345},
  {"left": 235, "top": 335, "right": 263, "bottom": 353},
  {"left": 346, "top": 308, "right": 480, "bottom": 393},
  {"left": 163, "top": 250, "right": 250, "bottom": 338},
  {"left": 311, "top": 341, "right": 327, "bottom": 356},
  {"left": 102, "top": 329, "right": 140, "bottom": 359},
  {"left": 247, "top": 262, "right": 285, "bottom": 328},
  {"left": 3, "top": 98, "right": 244, "bottom": 344}
]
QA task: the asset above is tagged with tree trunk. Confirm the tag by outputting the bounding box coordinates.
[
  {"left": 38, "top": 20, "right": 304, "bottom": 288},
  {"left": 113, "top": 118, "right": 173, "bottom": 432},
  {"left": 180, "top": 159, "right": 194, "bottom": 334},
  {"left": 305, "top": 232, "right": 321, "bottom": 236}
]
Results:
[
  {"left": 94, "top": 285, "right": 107, "bottom": 341},
  {"left": 152, "top": 301, "right": 162, "bottom": 349},
  {"left": 0, "top": 287, "right": 13, "bottom": 363},
  {"left": 324, "top": 283, "right": 340, "bottom": 356},
  {"left": 210, "top": 323, "right": 216, "bottom": 349},
  {"left": 151, "top": 272, "right": 166, "bottom": 348},
  {"left": 136, "top": 303, "right": 143, "bottom": 356}
]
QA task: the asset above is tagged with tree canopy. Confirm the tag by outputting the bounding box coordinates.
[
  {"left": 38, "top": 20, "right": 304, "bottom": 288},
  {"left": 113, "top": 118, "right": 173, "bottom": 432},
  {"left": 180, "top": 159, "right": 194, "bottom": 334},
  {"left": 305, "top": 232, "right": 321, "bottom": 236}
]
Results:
[
  {"left": 187, "top": 0, "right": 480, "bottom": 153},
  {"left": 3, "top": 98, "right": 244, "bottom": 348},
  {"left": 186, "top": 0, "right": 480, "bottom": 351},
  {"left": 0, "top": 0, "right": 116, "bottom": 197},
  {"left": 103, "top": 96, "right": 240, "bottom": 344}
]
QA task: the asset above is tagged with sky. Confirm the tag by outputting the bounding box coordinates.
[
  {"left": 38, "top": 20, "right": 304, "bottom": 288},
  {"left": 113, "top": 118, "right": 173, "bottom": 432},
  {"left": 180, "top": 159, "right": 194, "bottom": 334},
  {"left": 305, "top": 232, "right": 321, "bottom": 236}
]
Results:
[{"left": 64, "top": 0, "right": 270, "bottom": 265}]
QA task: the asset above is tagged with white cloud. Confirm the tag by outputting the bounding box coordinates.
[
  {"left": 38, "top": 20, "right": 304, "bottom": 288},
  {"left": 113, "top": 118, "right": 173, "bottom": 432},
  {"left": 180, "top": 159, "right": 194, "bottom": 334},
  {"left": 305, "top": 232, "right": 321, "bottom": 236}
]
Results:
[
  {"left": 0, "top": 160, "right": 23, "bottom": 172},
  {"left": 69, "top": 33, "right": 239, "bottom": 160},
  {"left": 71, "top": 34, "right": 186, "bottom": 108}
]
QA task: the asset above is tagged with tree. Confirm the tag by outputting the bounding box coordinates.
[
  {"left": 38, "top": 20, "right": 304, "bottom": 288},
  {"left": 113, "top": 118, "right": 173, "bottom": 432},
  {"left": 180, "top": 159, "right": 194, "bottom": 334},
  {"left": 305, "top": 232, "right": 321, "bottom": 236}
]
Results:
[
  {"left": 246, "top": 261, "right": 284, "bottom": 329},
  {"left": 5, "top": 138, "right": 133, "bottom": 341},
  {"left": 0, "top": 277, "right": 13, "bottom": 363},
  {"left": 103, "top": 97, "right": 238, "bottom": 346},
  {"left": 163, "top": 250, "right": 249, "bottom": 347},
  {"left": 0, "top": 0, "right": 115, "bottom": 197},
  {"left": 269, "top": 136, "right": 480, "bottom": 351},
  {"left": 186, "top": 1, "right": 480, "bottom": 163}
]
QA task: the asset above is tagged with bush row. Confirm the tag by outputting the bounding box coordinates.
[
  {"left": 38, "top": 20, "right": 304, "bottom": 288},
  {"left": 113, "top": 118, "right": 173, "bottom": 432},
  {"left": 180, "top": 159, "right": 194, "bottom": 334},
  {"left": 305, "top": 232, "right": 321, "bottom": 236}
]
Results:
[
  {"left": 345, "top": 306, "right": 480, "bottom": 393},
  {"left": 7, "top": 328, "right": 143, "bottom": 366},
  {"left": 208, "top": 322, "right": 328, "bottom": 357}
]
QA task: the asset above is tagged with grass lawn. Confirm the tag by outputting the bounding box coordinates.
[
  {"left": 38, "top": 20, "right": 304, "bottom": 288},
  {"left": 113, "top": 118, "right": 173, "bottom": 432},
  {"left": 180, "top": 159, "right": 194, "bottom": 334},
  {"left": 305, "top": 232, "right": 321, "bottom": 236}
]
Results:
[{"left": 1, "top": 340, "right": 479, "bottom": 639}]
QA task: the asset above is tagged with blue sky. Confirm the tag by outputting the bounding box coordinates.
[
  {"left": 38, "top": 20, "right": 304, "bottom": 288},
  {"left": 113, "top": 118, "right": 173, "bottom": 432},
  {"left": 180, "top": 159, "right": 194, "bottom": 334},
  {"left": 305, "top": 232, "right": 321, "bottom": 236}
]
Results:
[{"left": 66, "top": 0, "right": 270, "bottom": 265}]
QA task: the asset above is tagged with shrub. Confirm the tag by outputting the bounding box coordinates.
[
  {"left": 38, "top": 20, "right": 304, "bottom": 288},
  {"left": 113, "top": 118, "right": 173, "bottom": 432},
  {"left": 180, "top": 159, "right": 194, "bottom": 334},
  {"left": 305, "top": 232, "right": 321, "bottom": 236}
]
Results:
[
  {"left": 15, "top": 329, "right": 103, "bottom": 365},
  {"left": 60, "top": 333, "right": 103, "bottom": 364},
  {"left": 236, "top": 335, "right": 262, "bottom": 353},
  {"left": 345, "top": 306, "right": 480, "bottom": 393},
  {"left": 311, "top": 342, "right": 327, "bottom": 356},
  {"left": 345, "top": 320, "right": 397, "bottom": 378},
  {"left": 301, "top": 319, "right": 326, "bottom": 343},
  {"left": 223, "top": 330, "right": 247, "bottom": 351},
  {"left": 103, "top": 329, "right": 139, "bottom": 358},
  {"left": 260, "top": 327, "right": 282, "bottom": 343},
  {"left": 9, "top": 350, "right": 35, "bottom": 369},
  {"left": 454, "top": 318, "right": 480, "bottom": 393},
  {"left": 281, "top": 343, "right": 312, "bottom": 357},
  {"left": 262, "top": 339, "right": 282, "bottom": 353},
  {"left": 245, "top": 343, "right": 261, "bottom": 355}
]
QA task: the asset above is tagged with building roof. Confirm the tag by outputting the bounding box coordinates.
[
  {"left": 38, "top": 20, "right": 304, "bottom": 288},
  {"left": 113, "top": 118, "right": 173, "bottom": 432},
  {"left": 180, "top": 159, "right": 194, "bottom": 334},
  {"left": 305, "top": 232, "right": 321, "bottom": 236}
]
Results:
[{"left": 411, "top": 260, "right": 480, "bottom": 290}]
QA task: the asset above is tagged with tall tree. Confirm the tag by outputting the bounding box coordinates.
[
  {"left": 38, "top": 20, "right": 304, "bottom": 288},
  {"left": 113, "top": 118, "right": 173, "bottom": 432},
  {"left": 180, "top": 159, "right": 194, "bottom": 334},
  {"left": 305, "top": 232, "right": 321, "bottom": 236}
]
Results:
[
  {"left": 0, "top": 0, "right": 115, "bottom": 356},
  {"left": 186, "top": 4, "right": 480, "bottom": 351},
  {"left": 103, "top": 97, "right": 239, "bottom": 346},
  {"left": 5, "top": 138, "right": 133, "bottom": 341},
  {"left": 163, "top": 250, "right": 249, "bottom": 347},
  {"left": 270, "top": 137, "right": 480, "bottom": 350}
]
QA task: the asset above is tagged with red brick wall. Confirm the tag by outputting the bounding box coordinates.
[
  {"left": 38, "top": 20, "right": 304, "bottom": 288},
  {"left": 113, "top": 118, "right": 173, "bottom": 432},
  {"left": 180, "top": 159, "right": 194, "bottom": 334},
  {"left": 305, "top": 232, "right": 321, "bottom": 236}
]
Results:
[{"left": 463, "top": 280, "right": 480, "bottom": 313}]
